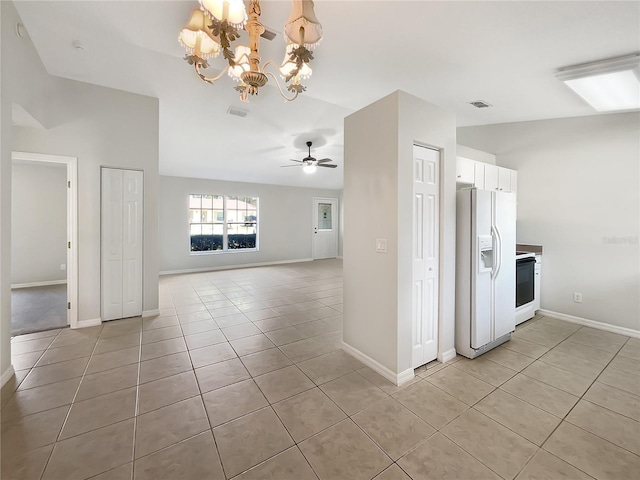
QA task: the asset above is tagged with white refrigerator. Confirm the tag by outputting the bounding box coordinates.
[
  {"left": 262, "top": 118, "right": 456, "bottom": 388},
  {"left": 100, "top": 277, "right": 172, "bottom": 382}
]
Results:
[{"left": 455, "top": 188, "right": 516, "bottom": 359}]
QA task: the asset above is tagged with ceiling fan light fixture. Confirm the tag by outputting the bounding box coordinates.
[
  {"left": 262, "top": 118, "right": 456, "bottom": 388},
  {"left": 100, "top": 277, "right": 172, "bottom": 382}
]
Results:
[
  {"left": 556, "top": 53, "right": 640, "bottom": 112},
  {"left": 303, "top": 163, "right": 317, "bottom": 174}
]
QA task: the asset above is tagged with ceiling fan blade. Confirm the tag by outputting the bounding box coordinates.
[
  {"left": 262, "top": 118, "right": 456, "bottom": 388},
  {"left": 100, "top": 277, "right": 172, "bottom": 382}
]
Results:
[
  {"left": 316, "top": 158, "right": 333, "bottom": 164},
  {"left": 289, "top": 159, "right": 303, "bottom": 163},
  {"left": 280, "top": 164, "right": 302, "bottom": 168},
  {"left": 318, "top": 164, "right": 338, "bottom": 168}
]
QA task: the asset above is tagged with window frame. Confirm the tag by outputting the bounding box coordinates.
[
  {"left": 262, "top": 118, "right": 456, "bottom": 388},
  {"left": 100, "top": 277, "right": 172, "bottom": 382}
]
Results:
[{"left": 189, "top": 194, "right": 259, "bottom": 254}]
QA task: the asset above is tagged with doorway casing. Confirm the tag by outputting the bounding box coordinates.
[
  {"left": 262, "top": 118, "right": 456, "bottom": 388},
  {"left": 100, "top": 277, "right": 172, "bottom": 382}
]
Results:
[{"left": 11, "top": 151, "right": 78, "bottom": 329}]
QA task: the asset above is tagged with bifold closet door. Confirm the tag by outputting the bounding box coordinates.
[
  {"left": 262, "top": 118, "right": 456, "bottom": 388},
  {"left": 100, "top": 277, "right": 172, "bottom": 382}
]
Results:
[{"left": 101, "top": 168, "right": 143, "bottom": 321}]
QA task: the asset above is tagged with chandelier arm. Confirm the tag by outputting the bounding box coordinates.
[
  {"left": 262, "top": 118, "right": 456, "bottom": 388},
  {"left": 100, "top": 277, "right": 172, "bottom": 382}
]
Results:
[
  {"left": 194, "top": 62, "right": 231, "bottom": 83},
  {"left": 263, "top": 70, "right": 299, "bottom": 102}
]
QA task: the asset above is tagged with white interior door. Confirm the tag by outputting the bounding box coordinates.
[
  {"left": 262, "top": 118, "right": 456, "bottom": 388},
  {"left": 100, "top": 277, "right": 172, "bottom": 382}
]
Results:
[
  {"left": 312, "top": 198, "right": 338, "bottom": 259},
  {"left": 122, "top": 170, "right": 143, "bottom": 317},
  {"left": 412, "top": 145, "right": 440, "bottom": 367},
  {"left": 101, "top": 168, "right": 143, "bottom": 321}
]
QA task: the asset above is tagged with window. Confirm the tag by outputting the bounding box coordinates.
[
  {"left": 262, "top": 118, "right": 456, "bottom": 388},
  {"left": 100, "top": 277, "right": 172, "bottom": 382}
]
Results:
[{"left": 189, "top": 194, "right": 258, "bottom": 252}]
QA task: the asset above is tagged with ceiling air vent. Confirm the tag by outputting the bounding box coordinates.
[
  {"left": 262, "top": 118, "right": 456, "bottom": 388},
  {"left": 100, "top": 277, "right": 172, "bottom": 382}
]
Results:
[
  {"left": 469, "top": 101, "right": 492, "bottom": 108},
  {"left": 227, "top": 107, "right": 248, "bottom": 118}
]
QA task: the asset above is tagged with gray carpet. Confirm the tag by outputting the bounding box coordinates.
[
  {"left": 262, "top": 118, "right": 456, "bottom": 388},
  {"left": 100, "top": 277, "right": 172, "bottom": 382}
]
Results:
[{"left": 11, "top": 284, "right": 68, "bottom": 336}]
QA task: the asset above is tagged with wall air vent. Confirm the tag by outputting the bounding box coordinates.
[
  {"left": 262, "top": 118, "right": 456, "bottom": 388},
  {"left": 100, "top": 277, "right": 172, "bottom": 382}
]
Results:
[
  {"left": 227, "top": 107, "right": 249, "bottom": 118},
  {"left": 261, "top": 28, "right": 277, "bottom": 41},
  {"left": 469, "top": 101, "right": 492, "bottom": 108}
]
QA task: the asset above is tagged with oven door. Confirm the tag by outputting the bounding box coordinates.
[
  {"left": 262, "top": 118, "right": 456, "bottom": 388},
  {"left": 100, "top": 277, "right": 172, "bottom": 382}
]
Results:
[{"left": 516, "top": 257, "right": 536, "bottom": 308}]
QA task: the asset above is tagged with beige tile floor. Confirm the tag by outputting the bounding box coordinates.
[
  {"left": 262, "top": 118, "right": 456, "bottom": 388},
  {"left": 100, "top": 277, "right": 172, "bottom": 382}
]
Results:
[{"left": 2, "top": 259, "right": 639, "bottom": 479}]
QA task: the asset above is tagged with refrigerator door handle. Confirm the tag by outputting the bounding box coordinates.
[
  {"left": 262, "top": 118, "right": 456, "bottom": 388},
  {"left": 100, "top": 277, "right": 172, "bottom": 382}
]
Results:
[{"left": 491, "top": 225, "right": 502, "bottom": 280}]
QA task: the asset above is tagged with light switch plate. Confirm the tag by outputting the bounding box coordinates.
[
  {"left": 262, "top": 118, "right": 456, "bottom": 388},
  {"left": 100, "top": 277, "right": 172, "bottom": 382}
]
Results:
[{"left": 376, "top": 238, "right": 387, "bottom": 253}]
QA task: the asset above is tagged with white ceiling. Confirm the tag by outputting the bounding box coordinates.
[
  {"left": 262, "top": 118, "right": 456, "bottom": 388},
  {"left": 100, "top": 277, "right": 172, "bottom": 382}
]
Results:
[{"left": 13, "top": 1, "right": 640, "bottom": 190}]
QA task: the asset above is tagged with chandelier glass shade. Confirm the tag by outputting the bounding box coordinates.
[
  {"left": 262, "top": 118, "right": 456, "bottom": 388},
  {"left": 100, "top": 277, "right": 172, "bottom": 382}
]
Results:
[{"left": 179, "top": 0, "right": 322, "bottom": 102}]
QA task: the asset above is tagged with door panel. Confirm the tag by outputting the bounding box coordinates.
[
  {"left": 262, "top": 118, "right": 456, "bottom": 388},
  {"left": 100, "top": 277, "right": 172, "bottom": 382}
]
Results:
[
  {"left": 122, "top": 170, "right": 143, "bottom": 318},
  {"left": 412, "top": 145, "right": 439, "bottom": 367},
  {"left": 493, "top": 191, "right": 516, "bottom": 338},
  {"left": 101, "top": 169, "right": 124, "bottom": 321},
  {"left": 471, "top": 189, "right": 492, "bottom": 348},
  {"left": 101, "top": 168, "right": 143, "bottom": 321},
  {"left": 312, "top": 198, "right": 338, "bottom": 259}
]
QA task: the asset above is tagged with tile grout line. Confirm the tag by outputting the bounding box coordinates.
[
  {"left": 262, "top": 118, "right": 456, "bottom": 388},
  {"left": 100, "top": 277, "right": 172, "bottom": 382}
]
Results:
[
  {"left": 5, "top": 329, "right": 63, "bottom": 397},
  {"left": 38, "top": 324, "right": 104, "bottom": 480},
  {"left": 418, "top": 325, "right": 629, "bottom": 480},
  {"left": 541, "top": 338, "right": 638, "bottom": 453},
  {"left": 180, "top": 292, "right": 230, "bottom": 480},
  {"left": 129, "top": 324, "right": 145, "bottom": 479},
  {"left": 511, "top": 328, "right": 634, "bottom": 479}
]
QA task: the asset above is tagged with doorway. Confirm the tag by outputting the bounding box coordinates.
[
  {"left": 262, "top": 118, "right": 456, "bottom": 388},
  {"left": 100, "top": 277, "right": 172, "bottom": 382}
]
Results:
[
  {"left": 312, "top": 197, "right": 338, "bottom": 259},
  {"left": 10, "top": 152, "right": 78, "bottom": 333}
]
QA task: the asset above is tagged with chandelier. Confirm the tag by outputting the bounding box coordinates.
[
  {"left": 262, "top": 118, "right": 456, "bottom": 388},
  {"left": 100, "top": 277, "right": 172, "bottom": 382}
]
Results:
[{"left": 179, "top": 0, "right": 322, "bottom": 102}]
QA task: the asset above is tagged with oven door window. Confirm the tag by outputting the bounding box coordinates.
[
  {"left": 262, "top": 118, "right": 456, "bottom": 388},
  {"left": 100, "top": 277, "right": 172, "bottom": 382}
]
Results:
[{"left": 516, "top": 257, "right": 536, "bottom": 307}]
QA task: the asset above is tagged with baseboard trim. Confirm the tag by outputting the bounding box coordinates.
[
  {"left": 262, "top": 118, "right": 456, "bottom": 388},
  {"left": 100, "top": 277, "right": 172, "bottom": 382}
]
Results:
[
  {"left": 341, "top": 341, "right": 415, "bottom": 386},
  {"left": 160, "top": 258, "right": 314, "bottom": 276},
  {"left": 11, "top": 280, "right": 67, "bottom": 289},
  {"left": 142, "top": 309, "right": 160, "bottom": 318},
  {"left": 538, "top": 309, "right": 640, "bottom": 339},
  {"left": 74, "top": 318, "right": 102, "bottom": 329},
  {"left": 1, "top": 365, "right": 16, "bottom": 388},
  {"left": 438, "top": 347, "right": 457, "bottom": 363}
]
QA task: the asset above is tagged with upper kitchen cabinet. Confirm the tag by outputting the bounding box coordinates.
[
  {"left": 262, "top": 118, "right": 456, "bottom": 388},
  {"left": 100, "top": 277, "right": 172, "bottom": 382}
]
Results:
[
  {"left": 480, "top": 164, "right": 516, "bottom": 193},
  {"left": 456, "top": 146, "right": 516, "bottom": 193},
  {"left": 456, "top": 156, "right": 487, "bottom": 189},
  {"left": 456, "top": 156, "right": 475, "bottom": 184}
]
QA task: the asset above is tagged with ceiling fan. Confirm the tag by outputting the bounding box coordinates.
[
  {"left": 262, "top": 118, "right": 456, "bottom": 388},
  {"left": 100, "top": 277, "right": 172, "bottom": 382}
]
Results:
[{"left": 281, "top": 141, "right": 337, "bottom": 173}]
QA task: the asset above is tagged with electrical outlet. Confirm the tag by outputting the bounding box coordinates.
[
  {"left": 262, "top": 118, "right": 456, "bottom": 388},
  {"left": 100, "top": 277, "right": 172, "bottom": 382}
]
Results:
[
  {"left": 573, "top": 292, "right": 583, "bottom": 303},
  {"left": 60, "top": 264, "right": 66, "bottom": 271}
]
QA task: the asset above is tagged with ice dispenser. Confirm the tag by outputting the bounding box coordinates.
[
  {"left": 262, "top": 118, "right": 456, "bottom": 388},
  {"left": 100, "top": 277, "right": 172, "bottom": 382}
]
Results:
[{"left": 478, "top": 235, "right": 493, "bottom": 273}]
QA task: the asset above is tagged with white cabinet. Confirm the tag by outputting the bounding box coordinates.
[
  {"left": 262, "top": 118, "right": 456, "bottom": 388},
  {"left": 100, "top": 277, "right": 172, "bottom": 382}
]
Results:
[
  {"left": 456, "top": 157, "right": 517, "bottom": 193},
  {"left": 474, "top": 162, "right": 485, "bottom": 190},
  {"left": 498, "top": 167, "right": 511, "bottom": 192},
  {"left": 484, "top": 164, "right": 499, "bottom": 191},
  {"left": 456, "top": 157, "right": 475, "bottom": 184},
  {"left": 484, "top": 165, "right": 514, "bottom": 192}
]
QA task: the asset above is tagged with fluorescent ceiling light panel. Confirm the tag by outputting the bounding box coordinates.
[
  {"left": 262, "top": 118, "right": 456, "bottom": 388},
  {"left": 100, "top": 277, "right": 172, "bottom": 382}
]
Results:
[{"left": 556, "top": 54, "right": 640, "bottom": 112}]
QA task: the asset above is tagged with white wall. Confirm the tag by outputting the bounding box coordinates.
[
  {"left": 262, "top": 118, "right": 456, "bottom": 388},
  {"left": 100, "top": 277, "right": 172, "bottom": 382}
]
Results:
[
  {"left": 343, "top": 91, "right": 457, "bottom": 379},
  {"left": 344, "top": 93, "right": 399, "bottom": 373},
  {"left": 458, "top": 113, "right": 640, "bottom": 331},
  {"left": 11, "top": 161, "right": 67, "bottom": 285},
  {"left": 0, "top": 0, "right": 10, "bottom": 378},
  {"left": 159, "top": 175, "right": 341, "bottom": 273},
  {"left": 1, "top": 0, "right": 160, "bottom": 378}
]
